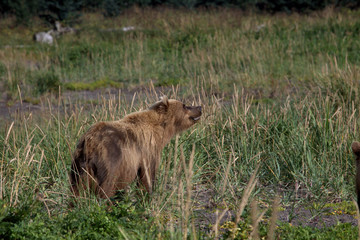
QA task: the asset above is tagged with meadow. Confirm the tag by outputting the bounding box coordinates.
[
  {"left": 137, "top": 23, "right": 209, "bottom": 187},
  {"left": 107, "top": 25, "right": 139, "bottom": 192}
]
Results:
[{"left": 1, "top": 7, "right": 360, "bottom": 239}]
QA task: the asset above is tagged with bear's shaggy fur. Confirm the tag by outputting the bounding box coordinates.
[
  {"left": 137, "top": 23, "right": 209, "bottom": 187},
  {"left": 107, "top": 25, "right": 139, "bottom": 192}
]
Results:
[
  {"left": 70, "top": 97, "right": 202, "bottom": 198},
  {"left": 352, "top": 141, "right": 360, "bottom": 208}
]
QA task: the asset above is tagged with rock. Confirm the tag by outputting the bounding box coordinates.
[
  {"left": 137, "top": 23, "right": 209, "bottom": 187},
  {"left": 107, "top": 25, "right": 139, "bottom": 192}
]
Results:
[
  {"left": 33, "top": 32, "right": 53, "bottom": 44},
  {"left": 122, "top": 26, "right": 135, "bottom": 32}
]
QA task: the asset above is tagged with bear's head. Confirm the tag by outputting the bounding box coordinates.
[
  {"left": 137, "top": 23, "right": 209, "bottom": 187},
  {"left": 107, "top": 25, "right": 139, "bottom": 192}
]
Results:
[
  {"left": 352, "top": 141, "right": 360, "bottom": 160},
  {"left": 150, "top": 96, "right": 202, "bottom": 134}
]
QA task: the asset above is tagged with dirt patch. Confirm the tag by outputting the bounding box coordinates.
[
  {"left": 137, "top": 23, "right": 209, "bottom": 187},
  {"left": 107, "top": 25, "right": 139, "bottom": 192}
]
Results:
[
  {"left": 192, "top": 185, "right": 234, "bottom": 231},
  {"left": 278, "top": 205, "right": 357, "bottom": 228},
  {"left": 0, "top": 101, "right": 43, "bottom": 122},
  {"left": 191, "top": 185, "right": 358, "bottom": 231}
]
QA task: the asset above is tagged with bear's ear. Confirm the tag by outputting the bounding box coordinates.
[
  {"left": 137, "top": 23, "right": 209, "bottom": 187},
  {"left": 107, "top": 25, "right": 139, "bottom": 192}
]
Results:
[
  {"left": 352, "top": 142, "right": 360, "bottom": 157},
  {"left": 149, "top": 96, "right": 169, "bottom": 113},
  {"left": 160, "top": 95, "right": 169, "bottom": 107}
]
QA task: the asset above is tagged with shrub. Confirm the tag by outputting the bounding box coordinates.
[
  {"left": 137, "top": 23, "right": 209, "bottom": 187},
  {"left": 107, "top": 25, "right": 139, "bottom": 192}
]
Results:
[
  {"left": 33, "top": 71, "right": 60, "bottom": 95},
  {"left": 7, "top": 0, "right": 42, "bottom": 25}
]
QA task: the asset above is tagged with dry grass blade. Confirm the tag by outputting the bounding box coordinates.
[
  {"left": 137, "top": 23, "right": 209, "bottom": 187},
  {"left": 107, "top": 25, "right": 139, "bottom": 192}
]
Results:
[
  {"left": 172, "top": 136, "right": 179, "bottom": 184},
  {"left": 235, "top": 163, "right": 260, "bottom": 223},
  {"left": 155, "top": 148, "right": 173, "bottom": 207},
  {"left": 220, "top": 154, "right": 232, "bottom": 197},
  {"left": 212, "top": 207, "right": 229, "bottom": 239},
  {"left": 232, "top": 163, "right": 260, "bottom": 239},
  {"left": 250, "top": 200, "right": 259, "bottom": 240},
  {"left": 182, "top": 144, "right": 195, "bottom": 240},
  {"left": 191, "top": 218, "right": 197, "bottom": 240},
  {"left": 177, "top": 180, "right": 184, "bottom": 231},
  {"left": 249, "top": 200, "right": 267, "bottom": 240},
  {"left": 267, "top": 195, "right": 281, "bottom": 240},
  {"left": 0, "top": 122, "right": 14, "bottom": 199},
  {"left": 163, "top": 147, "right": 173, "bottom": 190},
  {"left": 5, "top": 121, "right": 14, "bottom": 144}
]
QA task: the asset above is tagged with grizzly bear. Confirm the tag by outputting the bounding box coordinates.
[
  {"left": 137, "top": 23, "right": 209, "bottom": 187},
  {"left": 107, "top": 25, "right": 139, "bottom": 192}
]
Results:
[
  {"left": 70, "top": 96, "right": 202, "bottom": 198},
  {"left": 352, "top": 141, "right": 360, "bottom": 208}
]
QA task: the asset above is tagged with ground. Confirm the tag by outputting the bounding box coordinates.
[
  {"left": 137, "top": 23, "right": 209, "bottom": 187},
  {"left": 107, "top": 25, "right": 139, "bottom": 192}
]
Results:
[{"left": 191, "top": 184, "right": 358, "bottom": 230}]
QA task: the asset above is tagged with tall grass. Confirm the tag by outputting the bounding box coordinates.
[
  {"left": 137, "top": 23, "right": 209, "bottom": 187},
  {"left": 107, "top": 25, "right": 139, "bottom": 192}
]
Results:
[{"left": 1, "top": 81, "right": 359, "bottom": 238}]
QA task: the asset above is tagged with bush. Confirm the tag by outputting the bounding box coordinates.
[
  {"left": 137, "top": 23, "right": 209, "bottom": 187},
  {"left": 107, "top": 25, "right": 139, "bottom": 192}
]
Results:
[
  {"left": 0, "top": 198, "right": 39, "bottom": 240},
  {"left": 33, "top": 71, "right": 60, "bottom": 95},
  {"left": 102, "top": 0, "right": 140, "bottom": 17},
  {"left": 39, "top": 0, "right": 82, "bottom": 24},
  {"left": 7, "top": 0, "right": 43, "bottom": 25}
]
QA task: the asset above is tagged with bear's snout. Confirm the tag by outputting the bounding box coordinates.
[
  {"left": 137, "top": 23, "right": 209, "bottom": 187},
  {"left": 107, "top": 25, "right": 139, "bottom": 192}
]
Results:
[{"left": 188, "top": 105, "right": 202, "bottom": 122}]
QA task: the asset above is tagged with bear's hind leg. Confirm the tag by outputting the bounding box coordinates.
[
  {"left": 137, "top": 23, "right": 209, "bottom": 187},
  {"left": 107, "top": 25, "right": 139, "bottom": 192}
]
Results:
[
  {"left": 96, "top": 181, "right": 116, "bottom": 199},
  {"left": 138, "top": 167, "right": 153, "bottom": 194}
]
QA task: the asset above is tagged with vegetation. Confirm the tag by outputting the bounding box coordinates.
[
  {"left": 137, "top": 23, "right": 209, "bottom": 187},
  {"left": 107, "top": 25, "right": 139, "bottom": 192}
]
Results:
[
  {"left": 1, "top": 0, "right": 359, "bottom": 26},
  {"left": 1, "top": 7, "right": 360, "bottom": 239}
]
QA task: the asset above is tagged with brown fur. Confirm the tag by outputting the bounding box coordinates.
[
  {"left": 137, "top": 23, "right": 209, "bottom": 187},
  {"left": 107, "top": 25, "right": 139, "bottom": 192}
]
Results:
[
  {"left": 352, "top": 141, "right": 360, "bottom": 208},
  {"left": 70, "top": 97, "right": 202, "bottom": 198}
]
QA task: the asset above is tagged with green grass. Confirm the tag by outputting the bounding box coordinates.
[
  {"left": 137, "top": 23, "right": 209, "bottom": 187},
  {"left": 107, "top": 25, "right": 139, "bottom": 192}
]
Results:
[
  {"left": 63, "top": 78, "right": 122, "bottom": 91},
  {"left": 1, "top": 8, "right": 360, "bottom": 98},
  {"left": 1, "top": 7, "right": 360, "bottom": 239}
]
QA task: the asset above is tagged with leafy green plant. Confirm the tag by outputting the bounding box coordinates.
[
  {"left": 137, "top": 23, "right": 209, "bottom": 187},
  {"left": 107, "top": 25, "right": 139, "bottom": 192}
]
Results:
[
  {"left": 277, "top": 223, "right": 358, "bottom": 239},
  {"left": 0, "top": 198, "right": 40, "bottom": 239},
  {"left": 33, "top": 71, "right": 60, "bottom": 95}
]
